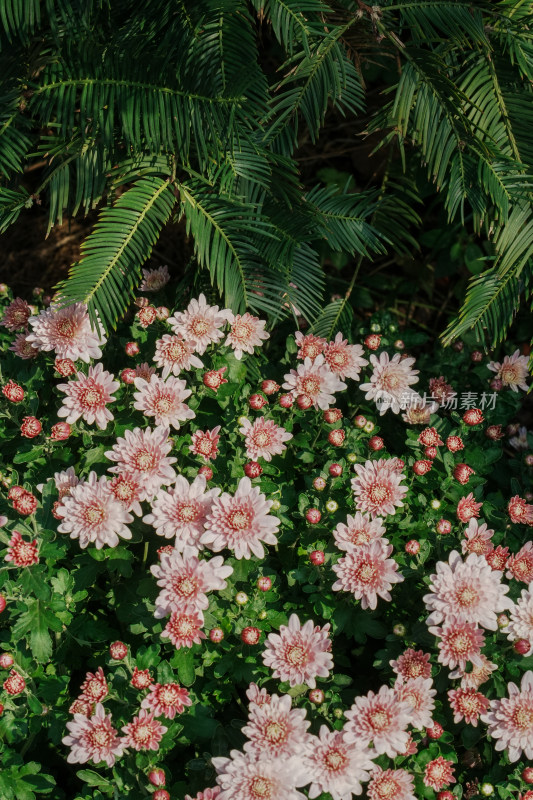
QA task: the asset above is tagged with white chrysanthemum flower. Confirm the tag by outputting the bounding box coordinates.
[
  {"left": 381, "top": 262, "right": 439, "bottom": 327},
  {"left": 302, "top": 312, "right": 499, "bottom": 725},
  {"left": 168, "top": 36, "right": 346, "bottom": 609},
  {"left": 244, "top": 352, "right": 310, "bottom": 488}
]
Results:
[
  {"left": 168, "top": 294, "right": 232, "bottom": 354},
  {"left": 57, "top": 363, "right": 119, "bottom": 430},
  {"left": 56, "top": 472, "right": 133, "bottom": 549},
  {"left": 133, "top": 374, "right": 195, "bottom": 429},
  {"left": 144, "top": 475, "right": 220, "bottom": 551},
  {"left": 360, "top": 352, "right": 419, "bottom": 415},
  {"left": 282, "top": 355, "right": 346, "bottom": 410},
  {"left": 27, "top": 302, "right": 106, "bottom": 362}
]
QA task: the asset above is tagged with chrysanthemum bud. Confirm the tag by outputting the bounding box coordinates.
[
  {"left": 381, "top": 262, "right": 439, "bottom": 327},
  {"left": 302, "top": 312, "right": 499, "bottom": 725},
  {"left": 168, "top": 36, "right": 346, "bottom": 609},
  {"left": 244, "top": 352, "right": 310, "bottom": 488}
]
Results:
[
  {"left": 323, "top": 408, "right": 342, "bottom": 423},
  {"left": 55, "top": 358, "right": 76, "bottom": 377},
  {"left": 424, "top": 446, "right": 437, "bottom": 459},
  {"left": 393, "top": 623, "right": 406, "bottom": 637},
  {"left": 153, "top": 791, "right": 170, "bottom": 800},
  {"left": 364, "top": 334, "right": 381, "bottom": 350},
  {"left": 479, "top": 784, "right": 494, "bottom": 797},
  {"left": 0, "top": 596, "right": 6, "bottom": 613},
  {"left": 470, "top": 350, "right": 483, "bottom": 363},
  {"left": 279, "top": 393, "right": 294, "bottom": 408},
  {"left": 257, "top": 576, "right": 272, "bottom": 592},
  {"left": 325, "top": 500, "right": 338, "bottom": 513},
  {"left": 513, "top": 638, "right": 531, "bottom": 655},
  {"left": 446, "top": 435, "right": 464, "bottom": 452},
  {"left": 462, "top": 408, "right": 484, "bottom": 426},
  {"left": 2, "top": 380, "right": 24, "bottom": 403},
  {"left": 209, "top": 628, "right": 224, "bottom": 643},
  {"left": 328, "top": 429, "right": 345, "bottom": 447},
  {"left": 0, "top": 653, "right": 14, "bottom": 668},
  {"left": 203, "top": 367, "right": 228, "bottom": 391},
  {"left": 436, "top": 519, "right": 452, "bottom": 535},
  {"left": 430, "top": 499, "right": 441, "bottom": 509},
  {"left": 261, "top": 380, "right": 279, "bottom": 396},
  {"left": 121, "top": 368, "right": 136, "bottom": 384},
  {"left": 497, "top": 614, "right": 509, "bottom": 628},
  {"left": 270, "top": 499, "right": 281, "bottom": 511},
  {"left": 347, "top": 453, "right": 357, "bottom": 463},
  {"left": 306, "top": 509, "right": 321, "bottom": 524},
  {"left": 235, "top": 592, "right": 248, "bottom": 606},
  {"left": 354, "top": 415, "right": 367, "bottom": 428},
  {"left": 413, "top": 459, "right": 432, "bottom": 476},
  {"left": 313, "top": 477, "right": 327, "bottom": 491},
  {"left": 522, "top": 767, "right": 533, "bottom": 784},
  {"left": 244, "top": 461, "right": 263, "bottom": 479},
  {"left": 309, "top": 689, "right": 324, "bottom": 705},
  {"left": 125, "top": 341, "right": 140, "bottom": 356},
  {"left": 296, "top": 394, "right": 313, "bottom": 410},
  {"left": 50, "top": 422, "right": 71, "bottom": 441},
  {"left": 310, "top": 550, "right": 325, "bottom": 565},
  {"left": 249, "top": 393, "right": 267, "bottom": 410},
  {"left": 363, "top": 420, "right": 375, "bottom": 433},
  {"left": 109, "top": 641, "right": 128, "bottom": 660},
  {"left": 368, "top": 435, "right": 384, "bottom": 451},
  {"left": 241, "top": 627, "right": 261, "bottom": 645},
  {"left": 20, "top": 416, "right": 42, "bottom": 439},
  {"left": 148, "top": 769, "right": 166, "bottom": 786},
  {"left": 329, "top": 463, "right": 343, "bottom": 477},
  {"left": 405, "top": 540, "right": 420, "bottom": 555},
  {"left": 490, "top": 378, "right": 503, "bottom": 391},
  {"left": 426, "top": 722, "right": 444, "bottom": 739},
  {"left": 198, "top": 465, "right": 213, "bottom": 481}
]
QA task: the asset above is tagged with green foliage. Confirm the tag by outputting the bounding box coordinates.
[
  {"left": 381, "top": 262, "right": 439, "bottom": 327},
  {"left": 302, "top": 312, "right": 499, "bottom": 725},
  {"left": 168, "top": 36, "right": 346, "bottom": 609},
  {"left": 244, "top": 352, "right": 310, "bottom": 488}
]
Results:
[{"left": 0, "top": 0, "right": 531, "bottom": 342}]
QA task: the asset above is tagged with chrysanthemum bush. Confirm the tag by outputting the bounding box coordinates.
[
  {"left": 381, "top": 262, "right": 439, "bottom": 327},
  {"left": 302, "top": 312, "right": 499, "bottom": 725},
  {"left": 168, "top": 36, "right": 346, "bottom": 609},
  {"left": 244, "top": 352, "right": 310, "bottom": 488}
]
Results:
[{"left": 0, "top": 277, "right": 532, "bottom": 800}]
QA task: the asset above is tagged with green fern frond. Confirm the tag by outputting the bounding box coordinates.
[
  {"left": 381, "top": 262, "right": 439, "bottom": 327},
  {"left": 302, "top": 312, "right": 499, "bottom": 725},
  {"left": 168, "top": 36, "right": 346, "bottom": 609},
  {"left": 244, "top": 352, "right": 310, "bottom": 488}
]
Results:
[
  {"left": 310, "top": 296, "right": 354, "bottom": 340},
  {"left": 57, "top": 177, "right": 176, "bottom": 331}
]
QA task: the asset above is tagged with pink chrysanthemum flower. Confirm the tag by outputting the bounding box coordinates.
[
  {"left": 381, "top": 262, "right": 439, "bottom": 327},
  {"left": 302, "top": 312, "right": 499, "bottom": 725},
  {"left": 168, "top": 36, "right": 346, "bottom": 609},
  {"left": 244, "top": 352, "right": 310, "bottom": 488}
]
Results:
[
  {"left": 390, "top": 649, "right": 432, "bottom": 684},
  {"left": 262, "top": 614, "right": 333, "bottom": 688},
  {"left": 351, "top": 459, "right": 408, "bottom": 519},
  {"left": 333, "top": 512, "right": 387, "bottom": 551},
  {"left": 131, "top": 667, "right": 154, "bottom": 689},
  {"left": 185, "top": 790, "right": 221, "bottom": 800},
  {"left": 239, "top": 417, "right": 293, "bottom": 462},
  {"left": 0, "top": 297, "right": 31, "bottom": 331},
  {"left": 429, "top": 615, "right": 485, "bottom": 671},
  {"left": 202, "top": 477, "right": 279, "bottom": 560},
  {"left": 461, "top": 518, "right": 494, "bottom": 556},
  {"left": 507, "top": 542, "right": 533, "bottom": 583},
  {"left": 242, "top": 693, "right": 311, "bottom": 760},
  {"left": 135, "top": 362, "right": 156, "bottom": 380},
  {"left": 295, "top": 332, "right": 326, "bottom": 361},
  {"left": 508, "top": 496, "right": 533, "bottom": 526},
  {"left": 448, "top": 687, "right": 489, "bottom": 726},
  {"left": 144, "top": 475, "right": 220, "bottom": 550},
  {"left": 141, "top": 682, "right": 192, "bottom": 719},
  {"left": 449, "top": 652, "right": 498, "bottom": 689},
  {"left": 429, "top": 376, "right": 456, "bottom": 404},
  {"left": 56, "top": 472, "right": 133, "bottom": 549},
  {"left": 53, "top": 466, "right": 79, "bottom": 499},
  {"left": 488, "top": 349, "right": 529, "bottom": 392},
  {"left": 360, "top": 352, "right": 419, "bottom": 415},
  {"left": 324, "top": 333, "right": 368, "bottom": 381},
  {"left": 395, "top": 677, "right": 436, "bottom": 730},
  {"left": 246, "top": 683, "right": 271, "bottom": 707},
  {"left": 401, "top": 394, "right": 438, "bottom": 425},
  {"left": 423, "top": 550, "right": 512, "bottom": 630},
  {"left": 57, "top": 363, "right": 119, "bottom": 430},
  {"left": 344, "top": 685, "right": 411, "bottom": 757},
  {"left": 225, "top": 312, "right": 269, "bottom": 360},
  {"left": 150, "top": 545, "right": 233, "bottom": 618},
  {"left": 10, "top": 332, "right": 39, "bottom": 359},
  {"left": 133, "top": 374, "right": 194, "bottom": 429},
  {"left": 121, "top": 709, "right": 167, "bottom": 751},
  {"left": 27, "top": 302, "right": 105, "bottom": 362},
  {"left": 168, "top": 294, "right": 231, "bottom": 355},
  {"left": 212, "top": 749, "right": 307, "bottom": 800},
  {"left": 282, "top": 355, "right": 346, "bottom": 410},
  {"left": 69, "top": 699, "right": 93, "bottom": 716},
  {"left": 106, "top": 426, "right": 176, "bottom": 502},
  {"left": 79, "top": 667, "right": 108, "bottom": 703},
  {"left": 109, "top": 473, "right": 143, "bottom": 516},
  {"left": 367, "top": 767, "right": 416, "bottom": 800},
  {"left": 161, "top": 610, "right": 206, "bottom": 649},
  {"left": 63, "top": 703, "right": 124, "bottom": 767},
  {"left": 139, "top": 265, "right": 170, "bottom": 292},
  {"left": 332, "top": 540, "right": 404, "bottom": 610},
  {"left": 456, "top": 493, "right": 482, "bottom": 523},
  {"left": 154, "top": 334, "right": 203, "bottom": 379},
  {"left": 507, "top": 585, "right": 533, "bottom": 651},
  {"left": 303, "top": 726, "right": 375, "bottom": 800},
  {"left": 190, "top": 427, "right": 221, "bottom": 461},
  {"left": 481, "top": 671, "right": 533, "bottom": 761},
  {"left": 4, "top": 530, "right": 39, "bottom": 566},
  {"left": 423, "top": 757, "right": 455, "bottom": 791}
]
